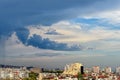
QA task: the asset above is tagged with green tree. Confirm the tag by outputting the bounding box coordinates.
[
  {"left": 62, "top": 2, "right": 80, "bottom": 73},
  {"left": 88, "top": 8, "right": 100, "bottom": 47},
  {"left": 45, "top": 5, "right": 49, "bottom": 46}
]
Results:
[
  {"left": 23, "top": 78, "right": 29, "bottom": 80},
  {"left": 27, "top": 72, "right": 39, "bottom": 80},
  {"left": 77, "top": 72, "right": 83, "bottom": 80}
]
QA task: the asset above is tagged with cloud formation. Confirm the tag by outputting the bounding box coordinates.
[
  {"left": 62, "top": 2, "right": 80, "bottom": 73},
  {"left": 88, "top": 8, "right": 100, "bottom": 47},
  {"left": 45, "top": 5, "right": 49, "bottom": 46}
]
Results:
[
  {"left": 0, "top": 0, "right": 120, "bottom": 67},
  {"left": 27, "top": 34, "right": 81, "bottom": 51},
  {"left": 45, "top": 29, "right": 62, "bottom": 35},
  {"left": 3, "top": 29, "right": 120, "bottom": 68},
  {"left": 12, "top": 28, "right": 82, "bottom": 51},
  {"left": 0, "top": 0, "right": 120, "bottom": 36}
]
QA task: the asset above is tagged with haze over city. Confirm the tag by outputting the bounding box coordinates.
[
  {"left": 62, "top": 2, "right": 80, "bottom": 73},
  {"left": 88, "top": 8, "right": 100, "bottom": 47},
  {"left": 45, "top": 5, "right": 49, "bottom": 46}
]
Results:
[{"left": 0, "top": 0, "right": 120, "bottom": 69}]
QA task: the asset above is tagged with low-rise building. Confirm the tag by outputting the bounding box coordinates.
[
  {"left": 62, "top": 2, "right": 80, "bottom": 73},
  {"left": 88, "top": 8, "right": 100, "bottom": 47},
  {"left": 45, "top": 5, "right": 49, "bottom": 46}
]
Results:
[
  {"left": 0, "top": 67, "right": 29, "bottom": 79},
  {"left": 93, "top": 66, "right": 100, "bottom": 73}
]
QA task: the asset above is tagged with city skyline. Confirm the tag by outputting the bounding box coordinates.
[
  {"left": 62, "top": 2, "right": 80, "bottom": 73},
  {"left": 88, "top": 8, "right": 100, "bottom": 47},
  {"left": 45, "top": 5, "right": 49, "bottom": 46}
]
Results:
[{"left": 0, "top": 0, "right": 120, "bottom": 68}]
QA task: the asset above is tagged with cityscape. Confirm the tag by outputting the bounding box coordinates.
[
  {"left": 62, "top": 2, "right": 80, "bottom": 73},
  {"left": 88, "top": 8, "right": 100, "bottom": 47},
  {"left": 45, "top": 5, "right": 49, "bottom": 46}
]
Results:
[
  {"left": 1, "top": 63, "right": 120, "bottom": 80},
  {"left": 0, "top": 0, "right": 120, "bottom": 80}
]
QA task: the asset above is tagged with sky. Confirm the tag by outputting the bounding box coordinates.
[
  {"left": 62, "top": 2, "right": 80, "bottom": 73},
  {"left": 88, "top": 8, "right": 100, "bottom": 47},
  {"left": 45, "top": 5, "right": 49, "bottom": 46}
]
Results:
[{"left": 0, "top": 0, "right": 120, "bottom": 69}]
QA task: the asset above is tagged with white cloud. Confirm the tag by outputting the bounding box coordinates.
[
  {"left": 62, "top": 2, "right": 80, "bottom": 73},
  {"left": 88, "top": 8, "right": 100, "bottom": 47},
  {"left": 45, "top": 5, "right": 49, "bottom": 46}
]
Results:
[
  {"left": 4, "top": 31, "right": 108, "bottom": 58},
  {"left": 89, "top": 27, "right": 120, "bottom": 40},
  {"left": 25, "top": 20, "right": 120, "bottom": 52},
  {"left": 4, "top": 29, "right": 120, "bottom": 68},
  {"left": 98, "top": 10, "right": 120, "bottom": 24},
  {"left": 5, "top": 32, "right": 57, "bottom": 57},
  {"left": 27, "top": 21, "right": 120, "bottom": 44},
  {"left": 5, "top": 19, "right": 120, "bottom": 59},
  {"left": 82, "top": 10, "right": 120, "bottom": 25}
]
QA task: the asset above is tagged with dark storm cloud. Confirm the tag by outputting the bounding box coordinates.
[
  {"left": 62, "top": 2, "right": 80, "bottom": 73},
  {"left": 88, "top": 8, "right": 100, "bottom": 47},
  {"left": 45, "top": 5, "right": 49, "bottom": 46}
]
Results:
[
  {"left": 16, "top": 28, "right": 29, "bottom": 44},
  {"left": 15, "top": 28, "right": 81, "bottom": 50},
  {"left": 27, "top": 34, "right": 81, "bottom": 51},
  {"left": 0, "top": 0, "right": 120, "bottom": 36}
]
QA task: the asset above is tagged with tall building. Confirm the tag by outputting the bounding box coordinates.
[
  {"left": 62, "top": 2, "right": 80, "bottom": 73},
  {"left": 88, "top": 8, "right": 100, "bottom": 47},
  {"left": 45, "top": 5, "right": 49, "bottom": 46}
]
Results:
[
  {"left": 93, "top": 66, "right": 100, "bottom": 73},
  {"left": 116, "top": 67, "right": 120, "bottom": 75},
  {"left": 105, "top": 67, "right": 111, "bottom": 74},
  {"left": 63, "top": 63, "right": 83, "bottom": 75},
  {"left": 81, "top": 66, "right": 84, "bottom": 74}
]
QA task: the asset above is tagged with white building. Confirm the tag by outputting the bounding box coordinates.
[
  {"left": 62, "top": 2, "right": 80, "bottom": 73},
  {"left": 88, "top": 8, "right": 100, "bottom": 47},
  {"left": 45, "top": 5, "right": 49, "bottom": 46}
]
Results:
[
  {"left": 0, "top": 71, "right": 6, "bottom": 79},
  {"left": 105, "top": 67, "right": 111, "bottom": 74},
  {"left": 9, "top": 72, "right": 14, "bottom": 79},
  {"left": 63, "top": 63, "right": 83, "bottom": 75},
  {"left": 0, "top": 67, "right": 29, "bottom": 79},
  {"left": 93, "top": 66, "right": 100, "bottom": 73},
  {"left": 116, "top": 67, "right": 120, "bottom": 75}
]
